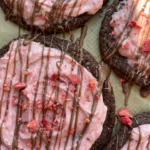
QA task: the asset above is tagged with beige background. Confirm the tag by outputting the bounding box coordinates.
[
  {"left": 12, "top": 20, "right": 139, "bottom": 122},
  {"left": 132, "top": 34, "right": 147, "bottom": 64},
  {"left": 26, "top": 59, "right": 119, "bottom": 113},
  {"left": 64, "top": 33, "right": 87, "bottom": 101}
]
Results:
[{"left": 0, "top": 1, "right": 150, "bottom": 115}]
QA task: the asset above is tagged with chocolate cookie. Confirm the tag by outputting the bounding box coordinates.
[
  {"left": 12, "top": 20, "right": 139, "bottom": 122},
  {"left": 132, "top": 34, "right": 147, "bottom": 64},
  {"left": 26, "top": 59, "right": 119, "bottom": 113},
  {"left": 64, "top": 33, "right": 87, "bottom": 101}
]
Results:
[
  {"left": 0, "top": 0, "right": 107, "bottom": 33},
  {"left": 99, "top": 0, "right": 150, "bottom": 96},
  {"left": 0, "top": 35, "right": 115, "bottom": 150},
  {"left": 104, "top": 112, "right": 150, "bottom": 150}
]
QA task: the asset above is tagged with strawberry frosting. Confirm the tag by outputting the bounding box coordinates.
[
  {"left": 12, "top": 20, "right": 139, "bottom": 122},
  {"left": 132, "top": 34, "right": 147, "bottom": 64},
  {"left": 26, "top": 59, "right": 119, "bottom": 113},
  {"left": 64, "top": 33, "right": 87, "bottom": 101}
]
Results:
[
  {"left": 0, "top": 39, "right": 107, "bottom": 150},
  {"left": 110, "top": 0, "right": 150, "bottom": 59},
  {"left": 4, "top": 0, "right": 104, "bottom": 26},
  {"left": 121, "top": 124, "right": 150, "bottom": 150}
]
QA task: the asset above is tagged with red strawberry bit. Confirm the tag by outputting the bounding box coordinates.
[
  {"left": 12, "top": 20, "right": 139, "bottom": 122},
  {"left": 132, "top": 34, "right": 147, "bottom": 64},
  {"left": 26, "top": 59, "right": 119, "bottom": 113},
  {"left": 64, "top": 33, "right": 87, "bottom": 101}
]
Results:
[
  {"left": 141, "top": 38, "right": 150, "bottom": 53},
  {"left": 88, "top": 79, "right": 97, "bottom": 90},
  {"left": 27, "top": 142, "right": 32, "bottom": 147},
  {"left": 27, "top": 120, "right": 38, "bottom": 133},
  {"left": 71, "top": 87, "right": 76, "bottom": 92},
  {"left": 52, "top": 120, "right": 58, "bottom": 126},
  {"left": 122, "top": 42, "right": 130, "bottom": 49},
  {"left": 69, "top": 74, "right": 81, "bottom": 85},
  {"left": 3, "top": 85, "right": 10, "bottom": 92},
  {"left": 22, "top": 104, "right": 28, "bottom": 111},
  {"left": 51, "top": 74, "right": 58, "bottom": 82},
  {"left": 120, "top": 78, "right": 126, "bottom": 83},
  {"left": 118, "top": 108, "right": 133, "bottom": 118},
  {"left": 24, "top": 70, "right": 30, "bottom": 75},
  {"left": 119, "top": 116, "right": 132, "bottom": 127},
  {"left": 84, "top": 118, "right": 90, "bottom": 124},
  {"left": 41, "top": 118, "right": 52, "bottom": 131},
  {"left": 46, "top": 125, "right": 52, "bottom": 131},
  {"left": 111, "top": 31, "right": 116, "bottom": 36},
  {"left": 69, "top": 129, "right": 75, "bottom": 135},
  {"left": 36, "top": 100, "right": 43, "bottom": 109},
  {"left": 129, "top": 21, "right": 141, "bottom": 28},
  {"left": 96, "top": 95, "right": 100, "bottom": 100},
  {"left": 14, "top": 82, "right": 26, "bottom": 90},
  {"left": 36, "top": 146, "right": 40, "bottom": 150}
]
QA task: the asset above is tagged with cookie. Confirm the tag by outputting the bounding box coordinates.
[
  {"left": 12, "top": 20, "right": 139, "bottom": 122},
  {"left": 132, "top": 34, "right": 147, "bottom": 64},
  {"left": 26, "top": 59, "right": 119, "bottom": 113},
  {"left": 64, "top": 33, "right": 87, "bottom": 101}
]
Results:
[
  {"left": 99, "top": 0, "right": 150, "bottom": 96},
  {"left": 104, "top": 112, "right": 150, "bottom": 150},
  {"left": 0, "top": 35, "right": 115, "bottom": 150},
  {"left": 0, "top": 0, "right": 108, "bottom": 33}
]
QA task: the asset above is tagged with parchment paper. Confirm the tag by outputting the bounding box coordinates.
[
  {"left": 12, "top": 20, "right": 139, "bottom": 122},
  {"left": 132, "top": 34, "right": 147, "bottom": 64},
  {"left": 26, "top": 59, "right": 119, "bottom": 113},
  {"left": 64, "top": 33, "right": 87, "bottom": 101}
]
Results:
[{"left": 0, "top": 1, "right": 150, "bottom": 116}]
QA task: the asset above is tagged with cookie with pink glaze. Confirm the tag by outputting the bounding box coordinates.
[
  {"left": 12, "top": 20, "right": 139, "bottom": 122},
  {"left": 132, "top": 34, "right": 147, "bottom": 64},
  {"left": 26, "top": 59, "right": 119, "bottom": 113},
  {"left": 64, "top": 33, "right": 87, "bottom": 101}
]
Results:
[
  {"left": 104, "top": 112, "right": 150, "bottom": 150},
  {"left": 99, "top": 0, "right": 150, "bottom": 97},
  {"left": 0, "top": 0, "right": 108, "bottom": 33},
  {"left": 0, "top": 35, "right": 115, "bottom": 150}
]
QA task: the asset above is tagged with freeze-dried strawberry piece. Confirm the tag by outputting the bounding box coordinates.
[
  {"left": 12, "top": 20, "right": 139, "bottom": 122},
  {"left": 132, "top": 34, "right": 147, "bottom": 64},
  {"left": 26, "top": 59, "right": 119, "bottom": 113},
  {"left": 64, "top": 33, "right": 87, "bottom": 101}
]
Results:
[
  {"left": 122, "top": 42, "right": 130, "bottom": 49},
  {"left": 118, "top": 108, "right": 133, "bottom": 118},
  {"left": 141, "top": 38, "right": 150, "bottom": 53},
  {"left": 69, "top": 129, "right": 75, "bottom": 135},
  {"left": 41, "top": 118, "right": 52, "bottom": 131},
  {"left": 88, "top": 79, "right": 97, "bottom": 90},
  {"left": 51, "top": 74, "right": 58, "bottom": 82},
  {"left": 120, "top": 78, "right": 126, "bottom": 83},
  {"left": 119, "top": 116, "right": 132, "bottom": 127},
  {"left": 3, "top": 85, "right": 10, "bottom": 92},
  {"left": 69, "top": 74, "right": 81, "bottom": 85},
  {"left": 27, "top": 120, "right": 38, "bottom": 132},
  {"left": 14, "top": 82, "right": 26, "bottom": 90},
  {"left": 129, "top": 21, "right": 141, "bottom": 28}
]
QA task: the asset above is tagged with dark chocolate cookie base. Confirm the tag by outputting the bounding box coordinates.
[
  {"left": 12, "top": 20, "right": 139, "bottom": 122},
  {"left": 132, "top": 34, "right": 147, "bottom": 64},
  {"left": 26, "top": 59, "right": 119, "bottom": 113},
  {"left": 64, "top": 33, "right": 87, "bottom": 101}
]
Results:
[
  {"left": 0, "top": 0, "right": 108, "bottom": 34},
  {"left": 99, "top": 0, "right": 150, "bottom": 89},
  {"left": 0, "top": 35, "right": 115, "bottom": 150},
  {"left": 104, "top": 112, "right": 150, "bottom": 150}
]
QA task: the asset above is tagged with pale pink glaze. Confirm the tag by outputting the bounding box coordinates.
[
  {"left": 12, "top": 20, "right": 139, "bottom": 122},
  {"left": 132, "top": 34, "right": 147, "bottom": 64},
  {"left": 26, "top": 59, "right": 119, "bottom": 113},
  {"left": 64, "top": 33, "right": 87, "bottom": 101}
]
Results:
[
  {"left": 121, "top": 124, "right": 150, "bottom": 150},
  {"left": 110, "top": 0, "right": 150, "bottom": 59},
  {"left": 4, "top": 0, "right": 104, "bottom": 26},
  {"left": 0, "top": 40, "right": 107, "bottom": 150}
]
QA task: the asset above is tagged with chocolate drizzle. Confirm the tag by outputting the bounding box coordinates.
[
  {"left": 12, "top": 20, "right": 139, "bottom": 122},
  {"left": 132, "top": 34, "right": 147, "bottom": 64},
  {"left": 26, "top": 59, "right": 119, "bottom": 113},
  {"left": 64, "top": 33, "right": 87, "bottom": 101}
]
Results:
[
  {"left": 4, "top": 0, "right": 86, "bottom": 33},
  {"left": 12, "top": 39, "right": 32, "bottom": 149},
  {"left": 122, "top": 82, "right": 133, "bottom": 106}
]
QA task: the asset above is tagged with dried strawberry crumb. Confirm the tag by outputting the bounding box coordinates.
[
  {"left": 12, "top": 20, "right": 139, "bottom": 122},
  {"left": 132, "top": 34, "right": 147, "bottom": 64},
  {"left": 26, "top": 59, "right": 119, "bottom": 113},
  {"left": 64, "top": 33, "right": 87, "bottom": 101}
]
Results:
[
  {"left": 36, "top": 100, "right": 43, "bottom": 109},
  {"left": 22, "top": 104, "right": 28, "bottom": 111},
  {"left": 84, "top": 118, "right": 90, "bottom": 124},
  {"left": 88, "top": 79, "right": 97, "bottom": 90},
  {"left": 119, "top": 116, "right": 132, "bottom": 127},
  {"left": 14, "top": 82, "right": 26, "bottom": 90},
  {"left": 68, "top": 74, "right": 81, "bottom": 85},
  {"left": 24, "top": 70, "right": 30, "bottom": 75},
  {"left": 69, "top": 129, "right": 75, "bottom": 135},
  {"left": 111, "top": 31, "right": 116, "bottom": 35},
  {"left": 52, "top": 120, "right": 58, "bottom": 126},
  {"left": 27, "top": 120, "right": 38, "bottom": 133},
  {"left": 51, "top": 74, "right": 58, "bottom": 82},
  {"left": 118, "top": 108, "right": 133, "bottom": 118},
  {"left": 122, "top": 42, "right": 130, "bottom": 49},
  {"left": 36, "top": 146, "right": 40, "bottom": 150},
  {"left": 61, "top": 94, "right": 66, "bottom": 100},
  {"left": 27, "top": 142, "right": 32, "bottom": 147},
  {"left": 129, "top": 21, "right": 141, "bottom": 28},
  {"left": 71, "top": 87, "right": 76, "bottom": 92},
  {"left": 120, "top": 78, "right": 126, "bottom": 83},
  {"left": 3, "top": 85, "right": 10, "bottom": 92},
  {"left": 96, "top": 95, "right": 100, "bottom": 100},
  {"left": 141, "top": 38, "right": 150, "bottom": 53},
  {"left": 46, "top": 125, "right": 52, "bottom": 131}
]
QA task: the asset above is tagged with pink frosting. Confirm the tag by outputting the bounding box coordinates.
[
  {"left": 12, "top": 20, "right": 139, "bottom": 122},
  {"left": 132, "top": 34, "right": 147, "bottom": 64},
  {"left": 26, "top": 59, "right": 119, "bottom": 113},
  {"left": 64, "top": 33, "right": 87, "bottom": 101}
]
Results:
[
  {"left": 121, "top": 124, "right": 150, "bottom": 150},
  {"left": 4, "top": 0, "right": 104, "bottom": 26},
  {"left": 0, "top": 39, "right": 107, "bottom": 149},
  {"left": 110, "top": 0, "right": 150, "bottom": 59}
]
